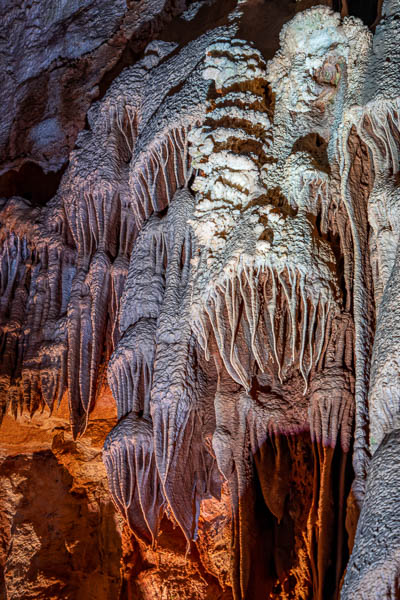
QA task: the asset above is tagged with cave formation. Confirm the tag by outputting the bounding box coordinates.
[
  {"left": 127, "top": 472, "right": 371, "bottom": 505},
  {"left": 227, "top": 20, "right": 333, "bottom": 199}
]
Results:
[{"left": 1, "top": 0, "right": 400, "bottom": 599}]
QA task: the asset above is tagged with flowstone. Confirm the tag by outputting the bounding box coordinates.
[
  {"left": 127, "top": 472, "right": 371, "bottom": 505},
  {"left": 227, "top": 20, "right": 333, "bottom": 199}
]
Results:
[{"left": 2, "top": 1, "right": 400, "bottom": 599}]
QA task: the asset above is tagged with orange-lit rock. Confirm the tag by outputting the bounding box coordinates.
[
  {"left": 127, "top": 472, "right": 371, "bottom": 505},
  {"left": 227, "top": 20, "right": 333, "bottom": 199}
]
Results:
[
  {"left": 1, "top": 391, "right": 234, "bottom": 599},
  {"left": 0, "top": 390, "right": 121, "bottom": 599}
]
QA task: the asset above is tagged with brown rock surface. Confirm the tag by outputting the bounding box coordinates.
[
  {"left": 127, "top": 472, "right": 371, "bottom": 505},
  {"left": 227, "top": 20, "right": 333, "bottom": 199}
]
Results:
[
  {"left": 0, "top": 391, "right": 235, "bottom": 599},
  {"left": 0, "top": 390, "right": 122, "bottom": 599}
]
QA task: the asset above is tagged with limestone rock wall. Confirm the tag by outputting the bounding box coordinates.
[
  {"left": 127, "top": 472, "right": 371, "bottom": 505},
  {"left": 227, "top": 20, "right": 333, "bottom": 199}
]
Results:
[{"left": 1, "top": 1, "right": 399, "bottom": 599}]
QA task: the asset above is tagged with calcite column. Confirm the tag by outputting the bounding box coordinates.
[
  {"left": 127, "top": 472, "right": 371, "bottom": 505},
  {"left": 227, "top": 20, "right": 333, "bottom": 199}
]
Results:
[
  {"left": 342, "top": 231, "right": 400, "bottom": 600},
  {"left": 341, "top": 1, "right": 400, "bottom": 596},
  {"left": 341, "top": 429, "right": 400, "bottom": 599}
]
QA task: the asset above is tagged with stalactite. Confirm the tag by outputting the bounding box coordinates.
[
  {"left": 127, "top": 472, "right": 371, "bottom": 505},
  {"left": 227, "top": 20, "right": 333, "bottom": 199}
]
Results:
[
  {"left": 104, "top": 189, "right": 221, "bottom": 547},
  {"left": 309, "top": 309, "right": 356, "bottom": 451},
  {"left": 108, "top": 318, "right": 157, "bottom": 419},
  {"left": 194, "top": 263, "right": 338, "bottom": 391},
  {"left": 0, "top": 197, "right": 72, "bottom": 420},
  {"left": 336, "top": 104, "right": 400, "bottom": 459},
  {"left": 211, "top": 364, "right": 352, "bottom": 600},
  {"left": 0, "top": 21, "right": 235, "bottom": 435},
  {"left": 6, "top": 4, "right": 400, "bottom": 599},
  {"left": 109, "top": 200, "right": 136, "bottom": 348},
  {"left": 0, "top": 181, "right": 135, "bottom": 435},
  {"left": 103, "top": 412, "right": 164, "bottom": 545},
  {"left": 334, "top": 108, "right": 400, "bottom": 497},
  {"left": 119, "top": 213, "right": 167, "bottom": 335},
  {"left": 129, "top": 124, "right": 195, "bottom": 226},
  {"left": 150, "top": 189, "right": 221, "bottom": 545}
]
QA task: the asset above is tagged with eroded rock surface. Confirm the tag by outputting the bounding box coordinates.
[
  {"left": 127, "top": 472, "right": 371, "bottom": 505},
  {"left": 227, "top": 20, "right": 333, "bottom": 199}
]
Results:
[
  {"left": 0, "top": 0, "right": 187, "bottom": 177},
  {"left": 1, "top": 1, "right": 399, "bottom": 599}
]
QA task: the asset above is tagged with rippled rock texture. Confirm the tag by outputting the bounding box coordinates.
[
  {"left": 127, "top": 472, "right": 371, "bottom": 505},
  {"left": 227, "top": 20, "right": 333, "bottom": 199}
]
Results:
[{"left": 1, "top": 0, "right": 399, "bottom": 599}]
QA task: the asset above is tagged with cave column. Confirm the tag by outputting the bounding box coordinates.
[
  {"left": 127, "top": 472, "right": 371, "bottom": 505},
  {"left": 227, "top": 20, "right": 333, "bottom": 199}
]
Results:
[
  {"left": 341, "top": 1, "right": 400, "bottom": 595},
  {"left": 341, "top": 234, "right": 400, "bottom": 599},
  {"left": 341, "top": 429, "right": 400, "bottom": 599}
]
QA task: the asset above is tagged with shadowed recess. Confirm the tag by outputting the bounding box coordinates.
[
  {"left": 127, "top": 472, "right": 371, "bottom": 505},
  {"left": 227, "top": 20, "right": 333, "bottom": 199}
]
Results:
[
  {"left": 0, "top": 162, "right": 67, "bottom": 207},
  {"left": 333, "top": 0, "right": 381, "bottom": 26}
]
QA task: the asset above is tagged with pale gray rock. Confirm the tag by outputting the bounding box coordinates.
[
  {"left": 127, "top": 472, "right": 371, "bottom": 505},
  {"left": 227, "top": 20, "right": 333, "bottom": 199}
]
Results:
[{"left": 341, "top": 430, "right": 400, "bottom": 600}]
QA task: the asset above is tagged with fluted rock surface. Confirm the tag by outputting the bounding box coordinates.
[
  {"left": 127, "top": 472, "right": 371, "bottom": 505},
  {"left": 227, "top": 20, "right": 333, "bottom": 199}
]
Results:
[{"left": 3, "top": 1, "right": 400, "bottom": 599}]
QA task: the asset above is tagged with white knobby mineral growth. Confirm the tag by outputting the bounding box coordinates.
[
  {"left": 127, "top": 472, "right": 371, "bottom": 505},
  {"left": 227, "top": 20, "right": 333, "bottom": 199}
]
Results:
[
  {"left": 189, "top": 29, "right": 343, "bottom": 396},
  {"left": 188, "top": 38, "right": 271, "bottom": 254},
  {"left": 187, "top": 20, "right": 360, "bottom": 598}
]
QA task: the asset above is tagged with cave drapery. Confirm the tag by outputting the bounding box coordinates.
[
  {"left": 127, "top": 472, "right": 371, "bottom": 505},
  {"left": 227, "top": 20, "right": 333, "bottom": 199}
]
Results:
[{"left": 1, "top": 0, "right": 400, "bottom": 598}]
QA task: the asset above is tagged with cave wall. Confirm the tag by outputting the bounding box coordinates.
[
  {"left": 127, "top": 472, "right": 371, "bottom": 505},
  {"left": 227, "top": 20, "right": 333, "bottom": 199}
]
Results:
[{"left": 1, "top": 1, "right": 399, "bottom": 599}]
